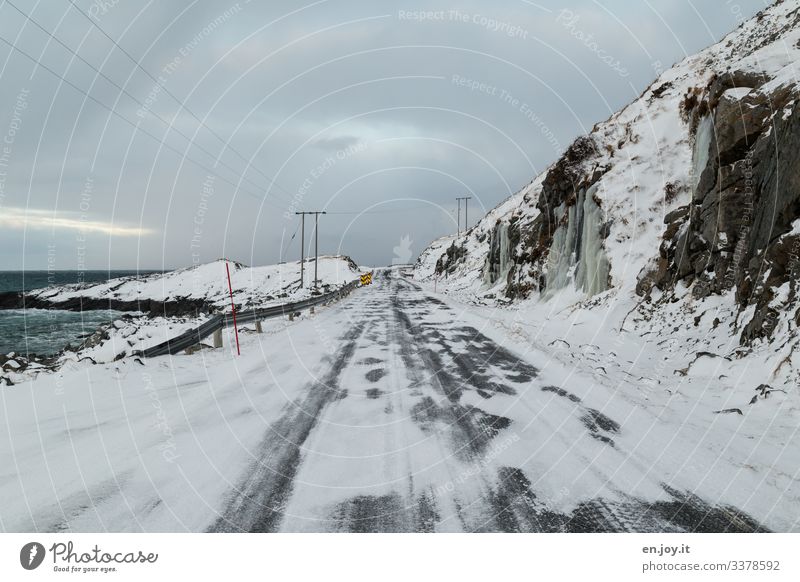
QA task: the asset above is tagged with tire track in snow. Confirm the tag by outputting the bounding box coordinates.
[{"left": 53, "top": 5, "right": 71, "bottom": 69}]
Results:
[
  {"left": 209, "top": 322, "right": 366, "bottom": 532},
  {"left": 388, "top": 275, "right": 767, "bottom": 532},
  {"left": 210, "top": 270, "right": 768, "bottom": 532},
  {"left": 388, "top": 273, "right": 520, "bottom": 531}
]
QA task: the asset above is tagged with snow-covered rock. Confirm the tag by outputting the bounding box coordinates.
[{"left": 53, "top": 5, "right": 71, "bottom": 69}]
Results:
[
  {"left": 416, "top": 1, "right": 800, "bottom": 399},
  {"left": 18, "top": 255, "right": 363, "bottom": 315}
]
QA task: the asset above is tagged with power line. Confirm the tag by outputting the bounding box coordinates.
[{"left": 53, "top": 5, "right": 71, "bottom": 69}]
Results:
[
  {"left": 64, "top": 0, "right": 296, "bottom": 204},
  {"left": 281, "top": 220, "right": 301, "bottom": 262},
  {"left": 5, "top": 0, "right": 278, "bottom": 202},
  {"left": 324, "top": 206, "right": 433, "bottom": 215},
  {"left": 0, "top": 30, "right": 274, "bottom": 204}
]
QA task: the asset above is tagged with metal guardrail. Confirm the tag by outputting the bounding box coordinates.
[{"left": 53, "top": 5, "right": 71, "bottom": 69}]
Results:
[{"left": 136, "top": 279, "right": 361, "bottom": 358}]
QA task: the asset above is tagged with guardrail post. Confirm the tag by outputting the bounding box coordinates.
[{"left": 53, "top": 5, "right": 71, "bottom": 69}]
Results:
[
  {"left": 213, "top": 328, "right": 222, "bottom": 348},
  {"left": 289, "top": 312, "right": 295, "bottom": 322},
  {"left": 310, "top": 306, "right": 315, "bottom": 315},
  {"left": 255, "top": 320, "right": 262, "bottom": 333}
]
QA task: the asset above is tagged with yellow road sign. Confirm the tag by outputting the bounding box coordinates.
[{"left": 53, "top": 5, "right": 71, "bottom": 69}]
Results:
[{"left": 360, "top": 272, "right": 373, "bottom": 286}]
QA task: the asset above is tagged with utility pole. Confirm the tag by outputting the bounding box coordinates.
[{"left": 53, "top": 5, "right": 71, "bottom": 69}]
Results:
[
  {"left": 296, "top": 211, "right": 326, "bottom": 290},
  {"left": 456, "top": 198, "right": 461, "bottom": 235},
  {"left": 314, "top": 212, "right": 320, "bottom": 289},
  {"left": 295, "top": 212, "right": 305, "bottom": 288},
  {"left": 456, "top": 196, "right": 472, "bottom": 234}
]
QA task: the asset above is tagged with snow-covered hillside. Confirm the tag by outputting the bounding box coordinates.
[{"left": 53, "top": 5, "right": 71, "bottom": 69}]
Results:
[
  {"left": 24, "top": 255, "right": 362, "bottom": 314},
  {"left": 416, "top": 1, "right": 800, "bottom": 404}
]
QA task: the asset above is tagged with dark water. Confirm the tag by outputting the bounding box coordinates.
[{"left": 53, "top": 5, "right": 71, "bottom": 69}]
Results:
[
  {"left": 0, "top": 270, "right": 160, "bottom": 357},
  {"left": 0, "top": 309, "right": 125, "bottom": 357}
]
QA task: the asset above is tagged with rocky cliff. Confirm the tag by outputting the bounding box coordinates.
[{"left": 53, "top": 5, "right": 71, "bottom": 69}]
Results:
[{"left": 416, "top": 0, "right": 800, "bottom": 391}]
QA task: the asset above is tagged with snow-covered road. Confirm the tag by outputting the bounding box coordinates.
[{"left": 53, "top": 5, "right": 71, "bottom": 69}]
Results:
[
  {"left": 1, "top": 270, "right": 776, "bottom": 532},
  {"left": 209, "top": 271, "right": 766, "bottom": 532}
]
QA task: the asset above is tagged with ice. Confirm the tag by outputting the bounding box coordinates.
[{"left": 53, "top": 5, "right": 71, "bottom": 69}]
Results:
[
  {"left": 545, "top": 184, "right": 610, "bottom": 298},
  {"left": 574, "top": 186, "right": 611, "bottom": 296},
  {"left": 543, "top": 203, "right": 574, "bottom": 296},
  {"left": 482, "top": 222, "right": 513, "bottom": 286}
]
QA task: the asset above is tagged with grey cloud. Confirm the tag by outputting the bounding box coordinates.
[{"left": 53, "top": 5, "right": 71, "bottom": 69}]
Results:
[
  {"left": 0, "top": 0, "right": 767, "bottom": 269},
  {"left": 310, "top": 134, "right": 363, "bottom": 151}
]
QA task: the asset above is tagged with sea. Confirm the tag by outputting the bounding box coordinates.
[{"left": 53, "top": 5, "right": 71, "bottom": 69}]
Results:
[{"left": 0, "top": 270, "right": 159, "bottom": 357}]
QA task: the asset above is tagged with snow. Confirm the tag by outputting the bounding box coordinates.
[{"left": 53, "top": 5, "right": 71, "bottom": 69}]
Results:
[
  {"left": 4, "top": 0, "right": 800, "bottom": 535},
  {"left": 28, "top": 256, "right": 363, "bottom": 312},
  {"left": 409, "top": 0, "right": 800, "bottom": 531},
  {"left": 4, "top": 272, "right": 797, "bottom": 532},
  {"left": 0, "top": 275, "right": 378, "bottom": 531},
  {"left": 0, "top": 314, "right": 318, "bottom": 531},
  {"left": 415, "top": 177, "right": 543, "bottom": 297},
  {"left": 722, "top": 87, "right": 753, "bottom": 100},
  {"left": 414, "top": 0, "right": 800, "bottom": 376},
  {"left": 409, "top": 280, "right": 800, "bottom": 531},
  {"left": 0, "top": 257, "right": 366, "bottom": 381},
  {"left": 75, "top": 316, "right": 211, "bottom": 363}
]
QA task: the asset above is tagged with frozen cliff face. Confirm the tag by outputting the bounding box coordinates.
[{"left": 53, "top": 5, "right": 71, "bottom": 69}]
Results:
[
  {"left": 484, "top": 134, "right": 612, "bottom": 301},
  {"left": 543, "top": 183, "right": 611, "bottom": 298},
  {"left": 649, "top": 52, "right": 800, "bottom": 343},
  {"left": 574, "top": 187, "right": 611, "bottom": 297},
  {"left": 691, "top": 115, "right": 714, "bottom": 197},
  {"left": 482, "top": 222, "right": 513, "bottom": 286},
  {"left": 417, "top": 0, "right": 800, "bottom": 350},
  {"left": 543, "top": 203, "right": 575, "bottom": 295}
]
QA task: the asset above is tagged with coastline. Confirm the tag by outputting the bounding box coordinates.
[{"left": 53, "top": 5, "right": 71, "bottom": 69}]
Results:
[{"left": 0, "top": 256, "right": 364, "bottom": 385}]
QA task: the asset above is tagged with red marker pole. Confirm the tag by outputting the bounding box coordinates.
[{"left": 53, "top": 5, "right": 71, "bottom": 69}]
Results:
[{"left": 226, "top": 262, "right": 241, "bottom": 355}]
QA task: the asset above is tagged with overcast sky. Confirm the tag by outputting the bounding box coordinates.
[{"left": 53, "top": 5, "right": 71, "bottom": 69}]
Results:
[{"left": 0, "top": 0, "right": 769, "bottom": 270}]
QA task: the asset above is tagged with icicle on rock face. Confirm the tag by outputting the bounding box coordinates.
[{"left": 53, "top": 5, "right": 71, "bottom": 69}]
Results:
[
  {"left": 482, "top": 222, "right": 513, "bottom": 286},
  {"left": 691, "top": 115, "right": 714, "bottom": 198},
  {"left": 575, "top": 187, "right": 611, "bottom": 296},
  {"left": 543, "top": 203, "right": 576, "bottom": 296},
  {"left": 544, "top": 183, "right": 610, "bottom": 298}
]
